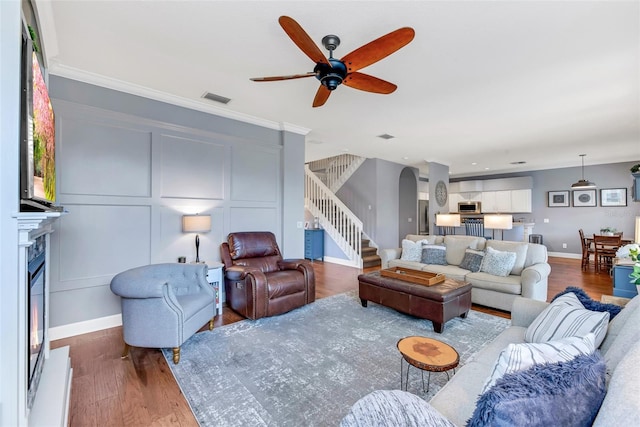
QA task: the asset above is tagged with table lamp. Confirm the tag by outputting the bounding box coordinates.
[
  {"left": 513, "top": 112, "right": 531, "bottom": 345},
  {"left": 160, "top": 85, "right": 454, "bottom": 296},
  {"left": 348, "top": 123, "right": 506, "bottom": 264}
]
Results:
[
  {"left": 182, "top": 214, "right": 211, "bottom": 263},
  {"left": 435, "top": 214, "right": 461, "bottom": 236},
  {"left": 484, "top": 214, "right": 513, "bottom": 240}
]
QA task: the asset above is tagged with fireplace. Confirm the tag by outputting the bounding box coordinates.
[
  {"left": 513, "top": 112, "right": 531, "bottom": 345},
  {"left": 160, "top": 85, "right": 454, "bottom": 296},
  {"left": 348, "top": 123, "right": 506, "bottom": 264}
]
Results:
[
  {"left": 27, "top": 234, "right": 46, "bottom": 409},
  {"left": 15, "top": 211, "right": 71, "bottom": 427}
]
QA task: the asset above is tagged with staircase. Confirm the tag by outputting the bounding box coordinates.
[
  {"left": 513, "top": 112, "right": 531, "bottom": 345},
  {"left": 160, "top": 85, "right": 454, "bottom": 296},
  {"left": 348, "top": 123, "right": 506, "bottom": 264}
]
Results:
[
  {"left": 305, "top": 154, "right": 381, "bottom": 269},
  {"left": 361, "top": 237, "right": 381, "bottom": 269}
]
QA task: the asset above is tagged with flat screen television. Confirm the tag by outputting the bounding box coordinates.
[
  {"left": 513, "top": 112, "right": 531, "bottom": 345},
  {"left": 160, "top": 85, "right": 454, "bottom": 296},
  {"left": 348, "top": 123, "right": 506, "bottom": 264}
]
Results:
[{"left": 20, "top": 26, "right": 59, "bottom": 212}]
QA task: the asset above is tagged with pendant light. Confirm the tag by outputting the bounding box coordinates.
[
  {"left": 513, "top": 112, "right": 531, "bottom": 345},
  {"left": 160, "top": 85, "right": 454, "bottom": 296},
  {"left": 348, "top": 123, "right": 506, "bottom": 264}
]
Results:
[{"left": 571, "top": 154, "right": 596, "bottom": 189}]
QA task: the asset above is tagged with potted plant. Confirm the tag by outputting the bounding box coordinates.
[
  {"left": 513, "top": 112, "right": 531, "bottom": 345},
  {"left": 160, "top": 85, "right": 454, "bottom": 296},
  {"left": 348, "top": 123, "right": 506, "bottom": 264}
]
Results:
[
  {"left": 629, "top": 262, "right": 640, "bottom": 296},
  {"left": 600, "top": 227, "right": 616, "bottom": 236},
  {"left": 631, "top": 163, "right": 640, "bottom": 175}
]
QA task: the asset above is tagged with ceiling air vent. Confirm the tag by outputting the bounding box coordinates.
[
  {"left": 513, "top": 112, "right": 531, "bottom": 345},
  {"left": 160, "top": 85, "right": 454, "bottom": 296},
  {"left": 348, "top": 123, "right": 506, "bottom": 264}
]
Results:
[
  {"left": 202, "top": 92, "right": 231, "bottom": 105},
  {"left": 510, "top": 161, "right": 527, "bottom": 165},
  {"left": 377, "top": 133, "right": 395, "bottom": 140}
]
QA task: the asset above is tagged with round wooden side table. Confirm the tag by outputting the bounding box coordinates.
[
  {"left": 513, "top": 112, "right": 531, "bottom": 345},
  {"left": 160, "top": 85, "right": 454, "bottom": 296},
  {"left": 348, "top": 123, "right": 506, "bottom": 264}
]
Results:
[{"left": 397, "top": 336, "right": 460, "bottom": 393}]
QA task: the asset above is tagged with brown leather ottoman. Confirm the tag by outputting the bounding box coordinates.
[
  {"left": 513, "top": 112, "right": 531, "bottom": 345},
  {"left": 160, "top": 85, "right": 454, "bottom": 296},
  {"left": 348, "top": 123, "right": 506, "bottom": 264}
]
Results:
[{"left": 358, "top": 271, "right": 472, "bottom": 333}]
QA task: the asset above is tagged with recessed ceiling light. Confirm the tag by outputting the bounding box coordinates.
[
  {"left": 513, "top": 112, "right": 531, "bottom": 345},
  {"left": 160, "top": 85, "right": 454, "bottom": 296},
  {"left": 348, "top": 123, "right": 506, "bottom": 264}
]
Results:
[
  {"left": 402, "top": 156, "right": 409, "bottom": 160},
  {"left": 484, "top": 167, "right": 490, "bottom": 170},
  {"left": 201, "top": 92, "right": 231, "bottom": 104},
  {"left": 342, "top": 148, "right": 349, "bottom": 152},
  {"left": 471, "top": 162, "right": 478, "bottom": 166},
  {"left": 377, "top": 133, "right": 395, "bottom": 140}
]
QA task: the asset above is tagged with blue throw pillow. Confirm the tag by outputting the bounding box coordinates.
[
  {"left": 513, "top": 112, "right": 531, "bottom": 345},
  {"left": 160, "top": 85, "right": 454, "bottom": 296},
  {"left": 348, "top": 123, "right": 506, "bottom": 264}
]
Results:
[
  {"left": 552, "top": 286, "right": 622, "bottom": 320},
  {"left": 459, "top": 249, "right": 484, "bottom": 272},
  {"left": 467, "top": 352, "right": 606, "bottom": 427},
  {"left": 421, "top": 245, "right": 447, "bottom": 265}
]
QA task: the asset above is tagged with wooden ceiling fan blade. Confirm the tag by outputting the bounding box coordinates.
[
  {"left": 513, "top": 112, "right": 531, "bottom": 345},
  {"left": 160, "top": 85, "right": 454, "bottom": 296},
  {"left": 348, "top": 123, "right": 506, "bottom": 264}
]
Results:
[
  {"left": 340, "top": 27, "right": 415, "bottom": 73},
  {"left": 279, "top": 16, "right": 330, "bottom": 66},
  {"left": 312, "top": 85, "right": 331, "bottom": 107},
  {"left": 250, "top": 72, "right": 316, "bottom": 82},
  {"left": 343, "top": 72, "right": 397, "bottom": 94}
]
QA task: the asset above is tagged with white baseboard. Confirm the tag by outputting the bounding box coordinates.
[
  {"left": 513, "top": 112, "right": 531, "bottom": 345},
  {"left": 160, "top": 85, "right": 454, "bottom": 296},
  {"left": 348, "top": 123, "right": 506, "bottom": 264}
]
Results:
[
  {"left": 548, "top": 252, "right": 581, "bottom": 259},
  {"left": 49, "top": 313, "right": 122, "bottom": 341},
  {"left": 322, "top": 256, "right": 361, "bottom": 268}
]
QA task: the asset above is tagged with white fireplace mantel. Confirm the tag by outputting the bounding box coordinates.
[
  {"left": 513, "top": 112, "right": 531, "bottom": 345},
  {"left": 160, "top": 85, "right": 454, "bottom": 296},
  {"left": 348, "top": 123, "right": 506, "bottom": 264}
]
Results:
[{"left": 14, "top": 211, "right": 72, "bottom": 427}]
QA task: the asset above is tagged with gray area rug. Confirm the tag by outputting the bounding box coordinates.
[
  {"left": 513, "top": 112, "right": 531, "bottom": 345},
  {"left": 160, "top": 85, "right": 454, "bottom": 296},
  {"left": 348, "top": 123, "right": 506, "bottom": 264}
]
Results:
[{"left": 163, "top": 292, "right": 509, "bottom": 427}]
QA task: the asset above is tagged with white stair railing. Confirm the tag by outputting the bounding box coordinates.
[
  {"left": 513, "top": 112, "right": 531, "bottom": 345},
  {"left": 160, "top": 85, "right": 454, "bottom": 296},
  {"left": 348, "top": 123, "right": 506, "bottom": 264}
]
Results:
[
  {"left": 305, "top": 165, "right": 362, "bottom": 267},
  {"left": 306, "top": 154, "right": 365, "bottom": 192}
]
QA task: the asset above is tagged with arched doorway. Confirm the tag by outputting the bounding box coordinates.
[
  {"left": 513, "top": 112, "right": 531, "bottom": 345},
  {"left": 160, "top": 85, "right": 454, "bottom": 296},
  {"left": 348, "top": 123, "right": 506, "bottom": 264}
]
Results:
[{"left": 398, "top": 167, "right": 418, "bottom": 242}]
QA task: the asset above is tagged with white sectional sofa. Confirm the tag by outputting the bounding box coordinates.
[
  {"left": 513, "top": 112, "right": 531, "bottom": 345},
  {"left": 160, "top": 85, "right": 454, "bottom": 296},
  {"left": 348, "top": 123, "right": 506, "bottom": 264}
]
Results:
[
  {"left": 342, "top": 295, "right": 640, "bottom": 426},
  {"left": 379, "top": 234, "right": 551, "bottom": 311}
]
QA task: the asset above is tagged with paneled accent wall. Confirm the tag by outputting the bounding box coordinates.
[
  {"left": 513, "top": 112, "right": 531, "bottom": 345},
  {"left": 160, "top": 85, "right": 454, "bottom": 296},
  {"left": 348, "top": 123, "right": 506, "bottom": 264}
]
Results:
[{"left": 48, "top": 77, "right": 305, "bottom": 329}]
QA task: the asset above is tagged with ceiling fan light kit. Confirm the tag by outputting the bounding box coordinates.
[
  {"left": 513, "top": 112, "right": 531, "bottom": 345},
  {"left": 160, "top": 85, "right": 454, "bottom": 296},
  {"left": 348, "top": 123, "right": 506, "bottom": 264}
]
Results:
[
  {"left": 571, "top": 154, "right": 596, "bottom": 189},
  {"left": 250, "top": 16, "right": 415, "bottom": 107}
]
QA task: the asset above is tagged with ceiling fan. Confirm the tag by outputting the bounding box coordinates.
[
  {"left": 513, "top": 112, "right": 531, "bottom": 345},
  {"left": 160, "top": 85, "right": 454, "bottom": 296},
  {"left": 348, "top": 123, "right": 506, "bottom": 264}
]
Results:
[{"left": 250, "top": 16, "right": 415, "bottom": 107}]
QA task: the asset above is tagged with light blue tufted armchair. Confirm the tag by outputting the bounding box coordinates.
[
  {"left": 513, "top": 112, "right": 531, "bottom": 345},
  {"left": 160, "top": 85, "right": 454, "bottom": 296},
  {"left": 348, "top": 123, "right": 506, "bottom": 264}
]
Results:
[{"left": 110, "top": 263, "right": 216, "bottom": 364}]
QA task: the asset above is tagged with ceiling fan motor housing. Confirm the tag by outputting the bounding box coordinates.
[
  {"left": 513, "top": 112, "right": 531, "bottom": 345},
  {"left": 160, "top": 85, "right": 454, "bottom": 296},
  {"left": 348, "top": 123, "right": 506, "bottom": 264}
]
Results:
[{"left": 314, "top": 59, "right": 347, "bottom": 90}]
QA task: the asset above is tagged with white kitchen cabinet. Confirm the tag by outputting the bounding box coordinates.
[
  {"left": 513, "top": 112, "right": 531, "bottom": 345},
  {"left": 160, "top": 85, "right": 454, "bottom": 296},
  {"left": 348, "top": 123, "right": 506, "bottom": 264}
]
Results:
[
  {"left": 449, "top": 193, "right": 464, "bottom": 212},
  {"left": 481, "top": 191, "right": 512, "bottom": 213},
  {"left": 511, "top": 189, "right": 532, "bottom": 213},
  {"left": 482, "top": 189, "right": 531, "bottom": 213}
]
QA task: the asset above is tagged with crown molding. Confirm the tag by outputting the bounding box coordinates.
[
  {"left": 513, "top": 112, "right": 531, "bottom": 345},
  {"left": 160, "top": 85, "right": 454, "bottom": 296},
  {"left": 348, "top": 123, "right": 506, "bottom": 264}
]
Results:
[
  {"left": 280, "top": 122, "right": 311, "bottom": 135},
  {"left": 48, "top": 63, "right": 309, "bottom": 136}
]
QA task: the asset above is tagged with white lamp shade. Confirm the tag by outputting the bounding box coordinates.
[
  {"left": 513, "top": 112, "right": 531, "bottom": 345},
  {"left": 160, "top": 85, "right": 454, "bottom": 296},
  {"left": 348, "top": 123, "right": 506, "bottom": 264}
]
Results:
[
  {"left": 435, "top": 214, "right": 461, "bottom": 227},
  {"left": 182, "top": 214, "right": 211, "bottom": 233},
  {"left": 635, "top": 216, "right": 640, "bottom": 244},
  {"left": 484, "top": 214, "right": 513, "bottom": 230}
]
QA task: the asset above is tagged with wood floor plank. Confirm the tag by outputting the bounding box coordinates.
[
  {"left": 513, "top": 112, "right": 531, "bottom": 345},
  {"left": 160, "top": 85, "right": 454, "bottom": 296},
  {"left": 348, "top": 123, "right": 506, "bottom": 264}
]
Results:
[
  {"left": 54, "top": 256, "right": 614, "bottom": 426},
  {"left": 95, "top": 396, "right": 125, "bottom": 427}
]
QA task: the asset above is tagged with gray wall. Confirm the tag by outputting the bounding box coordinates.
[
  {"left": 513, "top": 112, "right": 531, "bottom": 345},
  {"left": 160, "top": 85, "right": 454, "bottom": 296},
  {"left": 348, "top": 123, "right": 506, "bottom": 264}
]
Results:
[
  {"left": 451, "top": 161, "right": 640, "bottom": 254},
  {"left": 48, "top": 76, "right": 306, "bottom": 328},
  {"left": 337, "top": 158, "right": 416, "bottom": 249}
]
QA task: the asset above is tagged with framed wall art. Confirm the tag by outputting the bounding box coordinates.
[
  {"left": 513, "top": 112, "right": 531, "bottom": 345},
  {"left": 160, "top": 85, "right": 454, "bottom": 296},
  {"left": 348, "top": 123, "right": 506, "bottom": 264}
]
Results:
[
  {"left": 548, "top": 190, "right": 570, "bottom": 207},
  {"left": 572, "top": 189, "right": 597, "bottom": 207},
  {"left": 600, "top": 188, "right": 627, "bottom": 207}
]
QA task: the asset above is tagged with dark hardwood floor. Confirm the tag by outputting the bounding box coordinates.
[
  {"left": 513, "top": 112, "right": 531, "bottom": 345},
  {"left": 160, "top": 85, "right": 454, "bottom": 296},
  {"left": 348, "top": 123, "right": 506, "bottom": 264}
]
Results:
[{"left": 52, "top": 257, "right": 615, "bottom": 426}]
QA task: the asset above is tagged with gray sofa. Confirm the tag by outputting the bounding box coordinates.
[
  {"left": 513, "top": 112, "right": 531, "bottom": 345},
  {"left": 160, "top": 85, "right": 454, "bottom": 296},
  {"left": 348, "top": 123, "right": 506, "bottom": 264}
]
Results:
[
  {"left": 342, "top": 295, "right": 640, "bottom": 426},
  {"left": 380, "top": 234, "right": 551, "bottom": 311}
]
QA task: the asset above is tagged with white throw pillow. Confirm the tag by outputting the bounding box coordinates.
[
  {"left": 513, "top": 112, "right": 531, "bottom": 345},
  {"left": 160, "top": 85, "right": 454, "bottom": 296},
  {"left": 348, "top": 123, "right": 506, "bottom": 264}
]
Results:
[
  {"left": 525, "top": 293, "right": 609, "bottom": 347},
  {"left": 400, "top": 239, "right": 427, "bottom": 262},
  {"left": 479, "top": 246, "right": 517, "bottom": 277},
  {"left": 481, "top": 333, "right": 596, "bottom": 394}
]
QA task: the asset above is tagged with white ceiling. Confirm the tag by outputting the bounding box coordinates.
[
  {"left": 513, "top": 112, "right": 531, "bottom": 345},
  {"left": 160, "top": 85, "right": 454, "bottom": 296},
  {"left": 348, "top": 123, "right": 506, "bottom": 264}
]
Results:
[{"left": 35, "top": 1, "right": 639, "bottom": 178}]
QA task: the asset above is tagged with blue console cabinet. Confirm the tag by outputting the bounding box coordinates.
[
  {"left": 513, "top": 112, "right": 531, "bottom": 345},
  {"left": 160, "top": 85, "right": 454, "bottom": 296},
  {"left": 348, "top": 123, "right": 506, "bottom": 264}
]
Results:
[
  {"left": 305, "top": 229, "right": 324, "bottom": 261},
  {"left": 613, "top": 264, "right": 639, "bottom": 298}
]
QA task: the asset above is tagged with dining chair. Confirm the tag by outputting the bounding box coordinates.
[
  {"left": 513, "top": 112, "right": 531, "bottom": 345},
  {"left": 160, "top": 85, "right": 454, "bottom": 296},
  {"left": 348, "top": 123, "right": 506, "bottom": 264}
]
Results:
[
  {"left": 578, "top": 229, "right": 594, "bottom": 270},
  {"left": 593, "top": 234, "right": 622, "bottom": 274},
  {"left": 464, "top": 218, "right": 485, "bottom": 237}
]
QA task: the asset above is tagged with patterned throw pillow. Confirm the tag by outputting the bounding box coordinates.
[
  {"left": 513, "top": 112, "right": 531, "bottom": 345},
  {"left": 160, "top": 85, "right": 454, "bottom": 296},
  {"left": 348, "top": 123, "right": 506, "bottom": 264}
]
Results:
[
  {"left": 479, "top": 246, "right": 517, "bottom": 277},
  {"left": 421, "top": 244, "right": 447, "bottom": 265},
  {"left": 400, "top": 239, "right": 427, "bottom": 262},
  {"left": 481, "top": 333, "right": 596, "bottom": 394},
  {"left": 525, "top": 292, "right": 609, "bottom": 347},
  {"left": 459, "top": 249, "right": 484, "bottom": 272}
]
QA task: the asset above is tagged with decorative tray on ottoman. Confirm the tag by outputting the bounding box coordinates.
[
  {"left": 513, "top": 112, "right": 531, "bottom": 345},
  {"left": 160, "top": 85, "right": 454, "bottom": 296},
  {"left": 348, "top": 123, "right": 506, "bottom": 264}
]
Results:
[{"left": 380, "top": 267, "right": 446, "bottom": 286}]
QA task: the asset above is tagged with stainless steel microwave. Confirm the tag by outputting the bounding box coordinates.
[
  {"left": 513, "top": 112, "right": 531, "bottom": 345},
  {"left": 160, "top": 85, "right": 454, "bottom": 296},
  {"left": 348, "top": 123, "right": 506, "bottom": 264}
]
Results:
[{"left": 458, "top": 201, "right": 482, "bottom": 214}]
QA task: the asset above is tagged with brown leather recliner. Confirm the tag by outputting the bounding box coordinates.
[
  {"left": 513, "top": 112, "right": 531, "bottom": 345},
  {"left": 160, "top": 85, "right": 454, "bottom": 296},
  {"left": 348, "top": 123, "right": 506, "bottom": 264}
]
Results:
[{"left": 220, "top": 232, "right": 316, "bottom": 319}]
